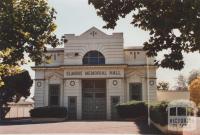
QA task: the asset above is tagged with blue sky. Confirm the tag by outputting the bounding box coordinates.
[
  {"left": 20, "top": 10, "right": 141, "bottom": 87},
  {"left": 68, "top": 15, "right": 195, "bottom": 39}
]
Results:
[{"left": 26, "top": 0, "right": 200, "bottom": 91}]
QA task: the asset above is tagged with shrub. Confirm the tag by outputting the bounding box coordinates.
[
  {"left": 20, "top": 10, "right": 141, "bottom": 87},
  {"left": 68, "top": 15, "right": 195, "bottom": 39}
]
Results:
[
  {"left": 186, "top": 107, "right": 195, "bottom": 116},
  {"left": 30, "top": 106, "right": 67, "bottom": 118},
  {"left": 0, "top": 107, "right": 10, "bottom": 120},
  {"left": 149, "top": 101, "right": 168, "bottom": 126},
  {"left": 196, "top": 106, "right": 200, "bottom": 117},
  {"left": 116, "top": 100, "right": 147, "bottom": 119}
]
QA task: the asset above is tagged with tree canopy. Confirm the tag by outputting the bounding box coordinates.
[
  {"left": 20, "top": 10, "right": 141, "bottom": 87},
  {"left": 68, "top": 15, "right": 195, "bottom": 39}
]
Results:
[
  {"left": 89, "top": 0, "right": 200, "bottom": 70},
  {"left": 189, "top": 77, "right": 200, "bottom": 105},
  {"left": 0, "top": 0, "right": 59, "bottom": 66},
  {"left": 157, "top": 81, "right": 169, "bottom": 91},
  {"left": 174, "top": 74, "right": 187, "bottom": 90},
  {"left": 0, "top": 70, "right": 32, "bottom": 105},
  {"left": 188, "top": 69, "right": 200, "bottom": 84},
  {"left": 0, "top": 0, "right": 59, "bottom": 87}
]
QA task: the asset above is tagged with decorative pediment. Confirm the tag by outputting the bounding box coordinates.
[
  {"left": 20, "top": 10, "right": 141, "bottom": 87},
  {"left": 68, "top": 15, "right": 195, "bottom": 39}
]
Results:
[
  {"left": 126, "top": 71, "right": 144, "bottom": 78},
  {"left": 79, "top": 27, "right": 108, "bottom": 38},
  {"left": 46, "top": 72, "right": 63, "bottom": 80}
]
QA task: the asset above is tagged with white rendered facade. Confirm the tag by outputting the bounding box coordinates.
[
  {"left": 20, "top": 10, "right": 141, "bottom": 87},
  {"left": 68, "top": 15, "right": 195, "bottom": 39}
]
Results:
[{"left": 32, "top": 27, "right": 157, "bottom": 120}]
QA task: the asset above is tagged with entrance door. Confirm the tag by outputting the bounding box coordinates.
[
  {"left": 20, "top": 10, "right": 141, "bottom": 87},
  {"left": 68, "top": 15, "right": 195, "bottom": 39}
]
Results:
[
  {"left": 111, "top": 96, "right": 120, "bottom": 120},
  {"left": 68, "top": 96, "right": 77, "bottom": 120},
  {"left": 82, "top": 80, "right": 106, "bottom": 120}
]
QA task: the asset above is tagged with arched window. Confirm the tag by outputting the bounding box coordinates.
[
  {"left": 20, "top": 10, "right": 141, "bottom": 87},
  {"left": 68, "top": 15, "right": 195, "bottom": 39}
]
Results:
[{"left": 83, "top": 51, "right": 105, "bottom": 65}]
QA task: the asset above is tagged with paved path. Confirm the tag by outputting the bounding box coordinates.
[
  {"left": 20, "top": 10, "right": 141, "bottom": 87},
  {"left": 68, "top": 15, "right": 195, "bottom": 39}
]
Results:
[{"left": 0, "top": 118, "right": 162, "bottom": 134}]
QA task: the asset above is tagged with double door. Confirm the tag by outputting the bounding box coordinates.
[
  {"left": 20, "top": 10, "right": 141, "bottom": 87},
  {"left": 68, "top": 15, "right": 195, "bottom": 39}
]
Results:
[{"left": 82, "top": 80, "right": 106, "bottom": 120}]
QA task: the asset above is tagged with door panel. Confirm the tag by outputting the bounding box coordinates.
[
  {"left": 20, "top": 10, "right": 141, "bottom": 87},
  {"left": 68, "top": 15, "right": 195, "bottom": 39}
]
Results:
[
  {"left": 95, "top": 93, "right": 106, "bottom": 120},
  {"left": 82, "top": 93, "right": 95, "bottom": 119},
  {"left": 68, "top": 96, "right": 77, "bottom": 120},
  {"left": 111, "top": 96, "right": 120, "bottom": 120},
  {"left": 82, "top": 80, "right": 106, "bottom": 120}
]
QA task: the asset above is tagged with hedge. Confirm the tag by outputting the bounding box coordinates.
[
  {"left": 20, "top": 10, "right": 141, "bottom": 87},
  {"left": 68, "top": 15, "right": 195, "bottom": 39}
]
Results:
[
  {"left": 116, "top": 100, "right": 148, "bottom": 119},
  {"left": 116, "top": 100, "right": 198, "bottom": 126},
  {"left": 196, "top": 106, "right": 200, "bottom": 117},
  {"left": 149, "top": 101, "right": 168, "bottom": 126},
  {"left": 116, "top": 100, "right": 169, "bottom": 126},
  {"left": 30, "top": 106, "right": 67, "bottom": 118}
]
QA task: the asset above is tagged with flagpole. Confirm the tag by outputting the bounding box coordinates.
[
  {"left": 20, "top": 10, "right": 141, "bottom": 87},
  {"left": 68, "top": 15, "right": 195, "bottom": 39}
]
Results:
[{"left": 146, "top": 56, "right": 150, "bottom": 126}]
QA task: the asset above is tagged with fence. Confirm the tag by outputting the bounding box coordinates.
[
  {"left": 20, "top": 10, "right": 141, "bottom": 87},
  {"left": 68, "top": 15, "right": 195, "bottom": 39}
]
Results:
[
  {"left": 157, "top": 90, "right": 190, "bottom": 101},
  {"left": 4, "top": 102, "right": 34, "bottom": 119}
]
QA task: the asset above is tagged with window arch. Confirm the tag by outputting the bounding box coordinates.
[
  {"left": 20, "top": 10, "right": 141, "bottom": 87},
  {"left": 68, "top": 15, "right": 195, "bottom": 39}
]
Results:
[{"left": 83, "top": 51, "right": 105, "bottom": 65}]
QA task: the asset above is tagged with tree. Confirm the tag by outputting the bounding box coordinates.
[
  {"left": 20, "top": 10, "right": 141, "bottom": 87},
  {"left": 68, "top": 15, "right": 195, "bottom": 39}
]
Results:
[
  {"left": 89, "top": 0, "right": 200, "bottom": 70},
  {"left": 0, "top": 0, "right": 59, "bottom": 66},
  {"left": 0, "top": 64, "right": 21, "bottom": 87},
  {"left": 157, "top": 81, "right": 169, "bottom": 91},
  {"left": 188, "top": 69, "right": 200, "bottom": 85},
  {"left": 189, "top": 77, "right": 200, "bottom": 105},
  {"left": 173, "top": 74, "right": 187, "bottom": 91},
  {"left": 0, "top": 70, "right": 33, "bottom": 119},
  {"left": 0, "top": 0, "right": 58, "bottom": 118}
]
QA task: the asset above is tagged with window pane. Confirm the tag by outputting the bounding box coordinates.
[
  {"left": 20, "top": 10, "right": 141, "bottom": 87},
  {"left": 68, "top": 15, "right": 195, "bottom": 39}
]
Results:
[
  {"left": 88, "top": 51, "right": 98, "bottom": 57},
  {"left": 89, "top": 58, "right": 98, "bottom": 64},
  {"left": 178, "top": 107, "right": 186, "bottom": 116},
  {"left": 50, "top": 96, "right": 59, "bottom": 106},
  {"left": 49, "top": 84, "right": 60, "bottom": 106},
  {"left": 99, "top": 58, "right": 105, "bottom": 64},
  {"left": 129, "top": 83, "right": 142, "bottom": 100},
  {"left": 83, "top": 51, "right": 105, "bottom": 65},
  {"left": 83, "top": 58, "right": 88, "bottom": 64},
  {"left": 170, "top": 107, "right": 177, "bottom": 116}
]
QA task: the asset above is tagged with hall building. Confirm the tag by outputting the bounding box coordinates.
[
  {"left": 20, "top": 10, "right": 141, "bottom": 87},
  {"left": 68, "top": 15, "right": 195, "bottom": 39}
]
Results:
[{"left": 32, "top": 27, "right": 157, "bottom": 120}]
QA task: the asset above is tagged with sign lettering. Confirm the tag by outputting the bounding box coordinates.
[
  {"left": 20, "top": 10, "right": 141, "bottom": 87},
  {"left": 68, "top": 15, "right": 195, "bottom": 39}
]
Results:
[{"left": 65, "top": 70, "right": 123, "bottom": 78}]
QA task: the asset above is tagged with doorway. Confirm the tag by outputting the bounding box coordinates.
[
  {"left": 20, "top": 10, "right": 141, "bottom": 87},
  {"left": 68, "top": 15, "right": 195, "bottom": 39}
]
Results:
[{"left": 82, "top": 79, "right": 106, "bottom": 120}]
